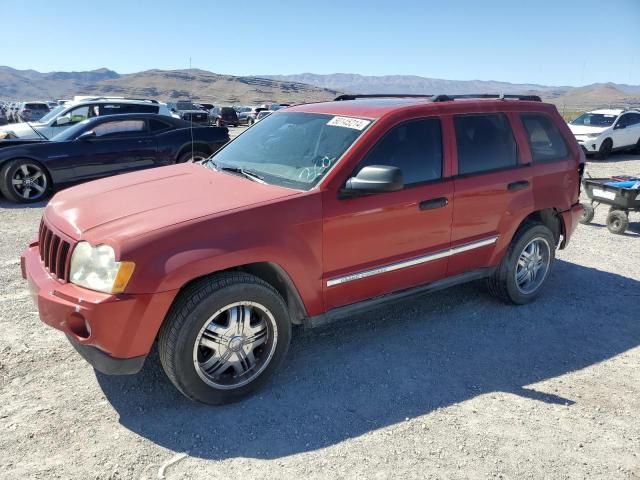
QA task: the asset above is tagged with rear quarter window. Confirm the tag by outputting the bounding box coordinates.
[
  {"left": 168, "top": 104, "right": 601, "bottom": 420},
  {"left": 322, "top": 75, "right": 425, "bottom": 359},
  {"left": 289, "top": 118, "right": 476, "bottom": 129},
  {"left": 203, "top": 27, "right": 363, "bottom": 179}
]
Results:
[{"left": 520, "top": 113, "right": 569, "bottom": 162}]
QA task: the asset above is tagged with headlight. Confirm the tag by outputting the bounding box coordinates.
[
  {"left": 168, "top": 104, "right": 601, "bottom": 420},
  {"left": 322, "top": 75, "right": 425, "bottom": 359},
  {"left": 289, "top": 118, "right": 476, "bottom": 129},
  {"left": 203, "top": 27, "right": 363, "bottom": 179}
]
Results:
[
  {"left": 587, "top": 132, "right": 602, "bottom": 138},
  {"left": 69, "top": 242, "right": 135, "bottom": 294}
]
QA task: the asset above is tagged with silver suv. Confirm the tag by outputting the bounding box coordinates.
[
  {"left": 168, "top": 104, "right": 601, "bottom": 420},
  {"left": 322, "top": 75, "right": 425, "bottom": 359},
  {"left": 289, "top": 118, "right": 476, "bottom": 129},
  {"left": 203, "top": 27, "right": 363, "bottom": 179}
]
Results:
[{"left": 0, "top": 97, "right": 175, "bottom": 140}]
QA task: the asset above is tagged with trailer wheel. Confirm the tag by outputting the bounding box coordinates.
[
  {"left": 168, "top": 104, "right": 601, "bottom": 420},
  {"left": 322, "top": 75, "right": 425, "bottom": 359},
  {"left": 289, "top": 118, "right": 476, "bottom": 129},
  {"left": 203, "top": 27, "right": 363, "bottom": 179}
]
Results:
[
  {"left": 579, "top": 203, "right": 594, "bottom": 224},
  {"left": 606, "top": 210, "right": 629, "bottom": 234}
]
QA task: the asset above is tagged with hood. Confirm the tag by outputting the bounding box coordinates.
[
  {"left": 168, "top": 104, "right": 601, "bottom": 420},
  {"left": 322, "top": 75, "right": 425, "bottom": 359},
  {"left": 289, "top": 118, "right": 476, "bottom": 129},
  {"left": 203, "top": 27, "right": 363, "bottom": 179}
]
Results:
[
  {"left": 0, "top": 122, "right": 45, "bottom": 139},
  {"left": 568, "top": 124, "right": 608, "bottom": 135},
  {"left": 45, "top": 163, "right": 301, "bottom": 245}
]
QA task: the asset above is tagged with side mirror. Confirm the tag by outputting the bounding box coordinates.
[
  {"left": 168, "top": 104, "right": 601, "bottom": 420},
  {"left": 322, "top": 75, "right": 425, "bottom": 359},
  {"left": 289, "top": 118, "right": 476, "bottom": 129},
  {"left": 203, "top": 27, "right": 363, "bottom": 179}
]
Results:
[
  {"left": 76, "top": 130, "right": 96, "bottom": 141},
  {"left": 56, "top": 115, "right": 71, "bottom": 126},
  {"left": 614, "top": 123, "right": 625, "bottom": 129},
  {"left": 341, "top": 165, "right": 403, "bottom": 196}
]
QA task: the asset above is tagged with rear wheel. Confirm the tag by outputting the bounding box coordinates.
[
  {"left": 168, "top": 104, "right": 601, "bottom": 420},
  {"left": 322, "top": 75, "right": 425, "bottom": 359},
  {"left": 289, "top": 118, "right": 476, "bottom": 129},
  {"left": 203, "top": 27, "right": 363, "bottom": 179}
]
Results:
[
  {"left": 158, "top": 272, "right": 291, "bottom": 405},
  {"left": 0, "top": 159, "right": 50, "bottom": 203},
  {"left": 487, "top": 222, "right": 555, "bottom": 304},
  {"left": 606, "top": 210, "right": 629, "bottom": 234},
  {"left": 597, "top": 138, "right": 613, "bottom": 160},
  {"left": 579, "top": 203, "right": 594, "bottom": 224}
]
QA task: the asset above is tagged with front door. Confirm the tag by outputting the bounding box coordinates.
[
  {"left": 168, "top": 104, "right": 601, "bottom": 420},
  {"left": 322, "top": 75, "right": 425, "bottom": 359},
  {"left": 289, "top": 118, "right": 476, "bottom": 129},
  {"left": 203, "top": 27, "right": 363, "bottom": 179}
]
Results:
[
  {"left": 322, "top": 117, "right": 453, "bottom": 310},
  {"left": 69, "top": 118, "right": 158, "bottom": 181}
]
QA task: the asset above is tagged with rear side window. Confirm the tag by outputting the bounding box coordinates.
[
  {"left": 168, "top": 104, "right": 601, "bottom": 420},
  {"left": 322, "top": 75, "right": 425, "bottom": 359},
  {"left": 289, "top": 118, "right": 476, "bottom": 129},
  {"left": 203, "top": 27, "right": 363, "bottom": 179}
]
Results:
[
  {"left": 94, "top": 120, "right": 145, "bottom": 137},
  {"left": 520, "top": 113, "right": 569, "bottom": 162},
  {"left": 357, "top": 118, "right": 443, "bottom": 186},
  {"left": 24, "top": 103, "right": 48, "bottom": 110},
  {"left": 98, "top": 103, "right": 159, "bottom": 115},
  {"left": 454, "top": 114, "right": 518, "bottom": 175}
]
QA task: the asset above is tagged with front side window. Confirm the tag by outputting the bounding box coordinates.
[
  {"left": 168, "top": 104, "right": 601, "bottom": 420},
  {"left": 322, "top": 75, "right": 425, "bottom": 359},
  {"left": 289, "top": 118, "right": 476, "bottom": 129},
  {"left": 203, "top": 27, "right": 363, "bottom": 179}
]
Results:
[
  {"left": 93, "top": 120, "right": 145, "bottom": 137},
  {"left": 66, "top": 106, "right": 90, "bottom": 124},
  {"left": 209, "top": 112, "right": 370, "bottom": 190},
  {"left": 520, "top": 113, "right": 569, "bottom": 162},
  {"left": 355, "top": 118, "right": 442, "bottom": 186},
  {"left": 455, "top": 113, "right": 518, "bottom": 175}
]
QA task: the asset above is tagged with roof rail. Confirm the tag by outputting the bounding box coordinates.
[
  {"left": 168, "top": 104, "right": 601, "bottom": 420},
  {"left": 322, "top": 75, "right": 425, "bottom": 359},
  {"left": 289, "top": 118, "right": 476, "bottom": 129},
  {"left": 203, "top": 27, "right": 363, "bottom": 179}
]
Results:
[
  {"left": 74, "top": 96, "right": 159, "bottom": 104},
  {"left": 334, "top": 94, "right": 433, "bottom": 101},
  {"left": 431, "top": 94, "right": 542, "bottom": 102}
]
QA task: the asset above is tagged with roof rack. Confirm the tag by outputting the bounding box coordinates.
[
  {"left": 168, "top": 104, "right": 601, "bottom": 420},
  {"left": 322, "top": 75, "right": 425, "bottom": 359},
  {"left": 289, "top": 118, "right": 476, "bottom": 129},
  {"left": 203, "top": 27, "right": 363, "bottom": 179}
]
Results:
[
  {"left": 431, "top": 94, "right": 542, "bottom": 102},
  {"left": 74, "top": 96, "right": 159, "bottom": 104},
  {"left": 334, "top": 94, "right": 433, "bottom": 101}
]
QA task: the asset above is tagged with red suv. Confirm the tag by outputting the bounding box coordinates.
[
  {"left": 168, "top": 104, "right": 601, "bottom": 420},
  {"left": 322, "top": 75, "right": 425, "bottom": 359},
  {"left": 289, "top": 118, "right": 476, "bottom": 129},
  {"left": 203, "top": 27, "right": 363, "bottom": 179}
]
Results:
[{"left": 21, "top": 94, "right": 584, "bottom": 404}]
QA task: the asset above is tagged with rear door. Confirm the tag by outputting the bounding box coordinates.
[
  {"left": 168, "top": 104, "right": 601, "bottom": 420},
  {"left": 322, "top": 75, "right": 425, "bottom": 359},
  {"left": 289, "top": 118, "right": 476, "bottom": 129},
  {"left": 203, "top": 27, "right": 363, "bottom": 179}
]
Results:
[
  {"left": 70, "top": 118, "right": 158, "bottom": 181},
  {"left": 448, "top": 112, "right": 533, "bottom": 276},
  {"left": 322, "top": 117, "right": 454, "bottom": 310}
]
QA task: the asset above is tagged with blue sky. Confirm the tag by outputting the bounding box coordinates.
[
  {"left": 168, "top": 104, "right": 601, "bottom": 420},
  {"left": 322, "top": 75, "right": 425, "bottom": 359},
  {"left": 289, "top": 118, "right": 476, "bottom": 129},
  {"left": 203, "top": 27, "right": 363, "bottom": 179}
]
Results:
[{"left": 3, "top": 0, "right": 639, "bottom": 86}]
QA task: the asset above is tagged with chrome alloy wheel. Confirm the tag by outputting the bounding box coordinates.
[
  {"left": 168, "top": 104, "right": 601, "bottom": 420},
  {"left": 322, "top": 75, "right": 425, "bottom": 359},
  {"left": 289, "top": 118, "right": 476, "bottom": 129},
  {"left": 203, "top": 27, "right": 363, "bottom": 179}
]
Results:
[
  {"left": 11, "top": 163, "right": 47, "bottom": 200},
  {"left": 193, "top": 301, "right": 278, "bottom": 390},
  {"left": 514, "top": 237, "right": 551, "bottom": 294}
]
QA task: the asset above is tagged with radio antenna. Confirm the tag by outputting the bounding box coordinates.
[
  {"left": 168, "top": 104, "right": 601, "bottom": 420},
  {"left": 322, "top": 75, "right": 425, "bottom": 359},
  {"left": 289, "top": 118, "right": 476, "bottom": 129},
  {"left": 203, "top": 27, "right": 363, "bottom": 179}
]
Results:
[{"left": 189, "top": 56, "right": 195, "bottom": 162}]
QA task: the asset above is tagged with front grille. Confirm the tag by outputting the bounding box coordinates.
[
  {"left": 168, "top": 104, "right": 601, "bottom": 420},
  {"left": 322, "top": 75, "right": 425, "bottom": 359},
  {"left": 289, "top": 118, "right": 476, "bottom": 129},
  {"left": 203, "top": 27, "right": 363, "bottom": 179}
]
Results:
[{"left": 38, "top": 220, "right": 73, "bottom": 281}]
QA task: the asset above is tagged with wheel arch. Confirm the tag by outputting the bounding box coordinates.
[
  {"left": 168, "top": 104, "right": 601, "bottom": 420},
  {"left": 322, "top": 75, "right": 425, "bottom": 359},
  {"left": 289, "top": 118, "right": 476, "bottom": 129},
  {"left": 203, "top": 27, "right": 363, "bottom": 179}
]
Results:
[
  {"left": 517, "top": 208, "right": 564, "bottom": 248},
  {"left": 171, "top": 261, "right": 308, "bottom": 325},
  {"left": 0, "top": 156, "right": 54, "bottom": 184},
  {"left": 175, "top": 142, "right": 213, "bottom": 162}
]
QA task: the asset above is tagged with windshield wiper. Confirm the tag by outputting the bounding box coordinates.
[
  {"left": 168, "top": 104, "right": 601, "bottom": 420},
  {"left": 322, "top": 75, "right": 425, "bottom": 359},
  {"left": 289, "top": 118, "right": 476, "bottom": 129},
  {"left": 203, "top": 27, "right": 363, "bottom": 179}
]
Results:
[
  {"left": 208, "top": 161, "right": 266, "bottom": 184},
  {"left": 19, "top": 115, "right": 49, "bottom": 141}
]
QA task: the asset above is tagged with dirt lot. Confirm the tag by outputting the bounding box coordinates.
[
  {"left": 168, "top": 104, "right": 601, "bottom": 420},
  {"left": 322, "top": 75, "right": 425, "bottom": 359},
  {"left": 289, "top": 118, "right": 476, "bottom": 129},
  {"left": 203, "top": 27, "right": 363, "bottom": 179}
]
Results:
[{"left": 1, "top": 147, "right": 639, "bottom": 480}]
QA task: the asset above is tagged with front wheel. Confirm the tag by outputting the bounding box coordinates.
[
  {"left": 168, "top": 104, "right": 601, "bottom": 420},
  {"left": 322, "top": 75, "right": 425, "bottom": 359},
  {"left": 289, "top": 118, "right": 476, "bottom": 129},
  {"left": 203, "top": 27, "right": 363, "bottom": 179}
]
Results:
[
  {"left": 597, "top": 138, "right": 613, "bottom": 160},
  {"left": 0, "top": 159, "right": 50, "bottom": 203},
  {"left": 158, "top": 272, "right": 291, "bottom": 405},
  {"left": 579, "top": 203, "right": 594, "bottom": 224},
  {"left": 487, "top": 222, "right": 555, "bottom": 304}
]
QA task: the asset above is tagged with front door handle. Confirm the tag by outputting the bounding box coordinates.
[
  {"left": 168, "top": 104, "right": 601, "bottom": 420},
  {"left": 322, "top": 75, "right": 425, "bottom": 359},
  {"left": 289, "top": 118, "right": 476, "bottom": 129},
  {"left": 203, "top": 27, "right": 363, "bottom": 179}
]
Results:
[
  {"left": 419, "top": 197, "right": 449, "bottom": 210},
  {"left": 507, "top": 180, "right": 530, "bottom": 192}
]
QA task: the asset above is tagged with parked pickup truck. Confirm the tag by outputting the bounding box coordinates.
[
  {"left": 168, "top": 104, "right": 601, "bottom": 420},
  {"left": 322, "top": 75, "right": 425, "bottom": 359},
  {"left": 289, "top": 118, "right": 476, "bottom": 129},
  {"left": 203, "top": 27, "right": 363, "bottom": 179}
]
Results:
[{"left": 21, "top": 93, "right": 584, "bottom": 405}]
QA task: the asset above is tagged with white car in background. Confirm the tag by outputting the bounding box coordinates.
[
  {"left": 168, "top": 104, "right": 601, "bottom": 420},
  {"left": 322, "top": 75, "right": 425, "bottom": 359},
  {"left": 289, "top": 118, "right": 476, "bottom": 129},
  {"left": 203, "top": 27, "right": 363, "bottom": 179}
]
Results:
[
  {"left": 568, "top": 108, "right": 640, "bottom": 159},
  {"left": 0, "top": 97, "right": 175, "bottom": 140}
]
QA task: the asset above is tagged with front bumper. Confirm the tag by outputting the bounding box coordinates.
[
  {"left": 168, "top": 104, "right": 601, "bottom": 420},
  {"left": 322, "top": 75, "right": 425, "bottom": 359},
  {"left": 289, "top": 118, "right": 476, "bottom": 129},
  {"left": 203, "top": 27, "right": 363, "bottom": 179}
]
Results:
[
  {"left": 574, "top": 136, "right": 600, "bottom": 154},
  {"left": 560, "top": 202, "right": 584, "bottom": 248},
  {"left": 21, "top": 241, "right": 178, "bottom": 374}
]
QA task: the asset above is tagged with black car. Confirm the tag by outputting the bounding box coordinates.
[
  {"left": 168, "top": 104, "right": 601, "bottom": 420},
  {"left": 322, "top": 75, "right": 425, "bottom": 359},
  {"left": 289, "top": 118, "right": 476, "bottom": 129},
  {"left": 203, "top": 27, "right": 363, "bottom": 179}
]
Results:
[
  {"left": 170, "top": 101, "right": 210, "bottom": 125},
  {"left": 210, "top": 106, "right": 239, "bottom": 127},
  {"left": 0, "top": 113, "right": 229, "bottom": 203}
]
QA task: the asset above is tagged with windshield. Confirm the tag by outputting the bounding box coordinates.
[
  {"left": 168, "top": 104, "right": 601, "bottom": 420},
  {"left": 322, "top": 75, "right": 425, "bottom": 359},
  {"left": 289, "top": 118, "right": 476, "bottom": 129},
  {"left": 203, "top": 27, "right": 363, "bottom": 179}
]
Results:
[
  {"left": 209, "top": 112, "right": 371, "bottom": 190},
  {"left": 50, "top": 119, "right": 92, "bottom": 142},
  {"left": 39, "top": 105, "right": 66, "bottom": 124},
  {"left": 176, "top": 102, "right": 198, "bottom": 110},
  {"left": 571, "top": 113, "right": 617, "bottom": 127}
]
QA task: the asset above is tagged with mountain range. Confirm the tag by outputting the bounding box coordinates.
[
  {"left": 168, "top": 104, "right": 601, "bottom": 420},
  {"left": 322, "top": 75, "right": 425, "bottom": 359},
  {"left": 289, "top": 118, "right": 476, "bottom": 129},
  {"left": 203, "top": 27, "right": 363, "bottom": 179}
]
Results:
[{"left": 1, "top": 66, "right": 639, "bottom": 109}]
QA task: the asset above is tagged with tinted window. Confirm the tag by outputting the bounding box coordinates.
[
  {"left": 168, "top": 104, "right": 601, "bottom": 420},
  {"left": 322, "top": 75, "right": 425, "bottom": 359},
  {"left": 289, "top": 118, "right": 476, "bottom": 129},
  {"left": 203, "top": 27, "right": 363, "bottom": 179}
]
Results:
[
  {"left": 454, "top": 114, "right": 518, "bottom": 175},
  {"left": 356, "top": 118, "right": 442, "bottom": 186},
  {"left": 93, "top": 120, "right": 145, "bottom": 137},
  {"left": 618, "top": 113, "right": 640, "bottom": 127},
  {"left": 149, "top": 119, "right": 172, "bottom": 132},
  {"left": 98, "top": 103, "right": 158, "bottom": 115},
  {"left": 520, "top": 113, "right": 568, "bottom": 162}
]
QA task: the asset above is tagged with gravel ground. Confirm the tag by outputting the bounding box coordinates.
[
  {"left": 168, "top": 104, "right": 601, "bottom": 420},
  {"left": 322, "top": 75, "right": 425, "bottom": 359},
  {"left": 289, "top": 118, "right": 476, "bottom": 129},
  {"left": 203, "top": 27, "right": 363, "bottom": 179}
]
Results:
[{"left": 1, "top": 148, "right": 639, "bottom": 480}]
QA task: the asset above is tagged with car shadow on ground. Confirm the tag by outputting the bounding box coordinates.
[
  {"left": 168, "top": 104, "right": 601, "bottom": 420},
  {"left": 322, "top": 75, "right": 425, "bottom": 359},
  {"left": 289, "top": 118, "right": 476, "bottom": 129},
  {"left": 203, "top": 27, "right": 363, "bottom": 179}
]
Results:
[
  {"left": 96, "top": 260, "right": 640, "bottom": 460},
  {"left": 585, "top": 151, "right": 640, "bottom": 166},
  {"left": 0, "top": 197, "right": 48, "bottom": 209}
]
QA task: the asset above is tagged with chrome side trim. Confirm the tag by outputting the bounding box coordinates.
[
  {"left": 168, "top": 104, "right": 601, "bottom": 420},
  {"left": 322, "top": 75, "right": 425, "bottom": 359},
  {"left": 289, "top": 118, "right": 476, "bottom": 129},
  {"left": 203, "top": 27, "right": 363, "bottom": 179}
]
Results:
[{"left": 326, "top": 236, "right": 499, "bottom": 287}]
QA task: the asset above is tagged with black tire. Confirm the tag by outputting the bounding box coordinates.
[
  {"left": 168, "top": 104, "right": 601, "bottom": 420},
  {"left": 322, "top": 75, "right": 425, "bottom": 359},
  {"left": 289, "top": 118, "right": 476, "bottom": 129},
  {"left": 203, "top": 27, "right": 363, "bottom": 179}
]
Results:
[
  {"left": 0, "top": 159, "right": 51, "bottom": 203},
  {"left": 234, "top": 123, "right": 239, "bottom": 128},
  {"left": 633, "top": 137, "right": 640, "bottom": 154},
  {"left": 606, "top": 210, "right": 629, "bottom": 235},
  {"left": 597, "top": 138, "right": 613, "bottom": 160},
  {"left": 158, "top": 272, "right": 292, "bottom": 405},
  {"left": 248, "top": 118, "right": 254, "bottom": 126},
  {"left": 177, "top": 150, "right": 209, "bottom": 164},
  {"left": 579, "top": 203, "right": 594, "bottom": 224},
  {"left": 487, "top": 222, "right": 556, "bottom": 305}
]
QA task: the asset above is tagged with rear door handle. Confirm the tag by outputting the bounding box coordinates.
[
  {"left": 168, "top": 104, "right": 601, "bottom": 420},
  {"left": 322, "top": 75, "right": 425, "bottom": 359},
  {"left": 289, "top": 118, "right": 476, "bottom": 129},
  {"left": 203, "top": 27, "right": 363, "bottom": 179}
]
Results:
[
  {"left": 507, "top": 180, "right": 530, "bottom": 192},
  {"left": 419, "top": 197, "right": 449, "bottom": 210}
]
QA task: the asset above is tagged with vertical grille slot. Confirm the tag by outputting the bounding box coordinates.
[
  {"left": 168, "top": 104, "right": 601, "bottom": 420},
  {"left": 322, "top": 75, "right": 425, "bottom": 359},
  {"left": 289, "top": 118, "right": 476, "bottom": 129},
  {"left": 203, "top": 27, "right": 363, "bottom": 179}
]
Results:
[{"left": 37, "top": 220, "right": 73, "bottom": 282}]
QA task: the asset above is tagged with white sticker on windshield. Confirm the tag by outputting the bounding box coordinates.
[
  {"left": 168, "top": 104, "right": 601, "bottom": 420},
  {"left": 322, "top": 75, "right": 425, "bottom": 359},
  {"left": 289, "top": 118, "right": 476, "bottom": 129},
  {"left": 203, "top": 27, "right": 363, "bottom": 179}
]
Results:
[{"left": 327, "top": 116, "right": 370, "bottom": 130}]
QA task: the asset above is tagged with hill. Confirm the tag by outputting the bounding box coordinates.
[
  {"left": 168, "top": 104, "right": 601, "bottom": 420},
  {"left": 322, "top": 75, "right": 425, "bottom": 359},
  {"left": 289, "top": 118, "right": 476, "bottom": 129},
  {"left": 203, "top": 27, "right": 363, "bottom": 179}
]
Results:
[{"left": 0, "top": 67, "right": 339, "bottom": 104}]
